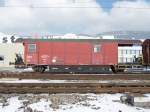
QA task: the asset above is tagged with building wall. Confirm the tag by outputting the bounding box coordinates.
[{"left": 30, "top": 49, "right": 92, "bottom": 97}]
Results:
[
  {"left": 118, "top": 46, "right": 142, "bottom": 63},
  {"left": 0, "top": 43, "right": 24, "bottom": 67}
]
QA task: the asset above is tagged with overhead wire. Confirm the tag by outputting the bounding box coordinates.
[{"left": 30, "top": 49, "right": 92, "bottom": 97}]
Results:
[
  {"left": 0, "top": 5, "right": 150, "bottom": 10},
  {"left": 0, "top": 0, "right": 149, "bottom": 10}
]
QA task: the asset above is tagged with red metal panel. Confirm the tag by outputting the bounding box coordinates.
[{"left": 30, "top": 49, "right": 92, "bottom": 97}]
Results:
[
  {"left": 92, "top": 42, "right": 118, "bottom": 65},
  {"left": 64, "top": 42, "right": 78, "bottom": 65},
  {"left": 92, "top": 53, "right": 104, "bottom": 65},
  {"left": 24, "top": 41, "right": 38, "bottom": 65},
  {"left": 38, "top": 42, "right": 51, "bottom": 65},
  {"left": 77, "top": 42, "right": 92, "bottom": 65},
  {"left": 92, "top": 43, "right": 103, "bottom": 65},
  {"left": 24, "top": 40, "right": 118, "bottom": 66},
  {"left": 51, "top": 42, "right": 65, "bottom": 65},
  {"left": 103, "top": 42, "right": 118, "bottom": 65}
]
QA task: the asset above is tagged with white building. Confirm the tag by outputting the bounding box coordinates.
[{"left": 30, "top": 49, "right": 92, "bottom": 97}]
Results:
[
  {"left": 118, "top": 45, "right": 142, "bottom": 63},
  {"left": 0, "top": 33, "right": 24, "bottom": 68},
  {"left": 101, "top": 35, "right": 115, "bottom": 39},
  {"left": 0, "top": 43, "right": 24, "bottom": 67}
]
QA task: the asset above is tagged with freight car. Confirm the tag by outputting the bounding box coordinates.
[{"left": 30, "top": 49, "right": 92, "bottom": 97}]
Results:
[
  {"left": 23, "top": 39, "right": 118, "bottom": 73},
  {"left": 15, "top": 38, "right": 149, "bottom": 73},
  {"left": 142, "top": 39, "right": 150, "bottom": 66}
]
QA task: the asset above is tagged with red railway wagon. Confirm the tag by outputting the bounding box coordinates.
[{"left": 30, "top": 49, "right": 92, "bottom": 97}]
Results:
[
  {"left": 142, "top": 39, "right": 150, "bottom": 66},
  {"left": 23, "top": 39, "right": 118, "bottom": 73}
]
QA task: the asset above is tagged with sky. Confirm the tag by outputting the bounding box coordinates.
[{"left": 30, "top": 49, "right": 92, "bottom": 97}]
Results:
[
  {"left": 97, "top": 0, "right": 115, "bottom": 11},
  {"left": 0, "top": 0, "right": 150, "bottom": 35}
]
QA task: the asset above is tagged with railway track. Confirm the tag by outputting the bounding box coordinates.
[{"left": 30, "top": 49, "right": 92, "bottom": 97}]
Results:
[
  {"left": 0, "top": 72, "right": 150, "bottom": 80},
  {"left": 0, "top": 72, "right": 150, "bottom": 94},
  {"left": 0, "top": 82, "right": 150, "bottom": 94}
]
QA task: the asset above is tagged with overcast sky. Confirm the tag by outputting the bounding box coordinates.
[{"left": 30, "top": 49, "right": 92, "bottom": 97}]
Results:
[{"left": 0, "top": 0, "right": 150, "bottom": 35}]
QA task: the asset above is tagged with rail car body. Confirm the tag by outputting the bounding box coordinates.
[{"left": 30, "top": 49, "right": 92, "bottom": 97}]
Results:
[
  {"left": 23, "top": 39, "right": 118, "bottom": 73},
  {"left": 142, "top": 39, "right": 150, "bottom": 66}
]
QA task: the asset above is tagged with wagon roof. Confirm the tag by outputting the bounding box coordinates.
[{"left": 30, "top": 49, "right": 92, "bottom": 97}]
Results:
[
  {"left": 16, "top": 38, "right": 142, "bottom": 45},
  {"left": 142, "top": 39, "right": 150, "bottom": 46}
]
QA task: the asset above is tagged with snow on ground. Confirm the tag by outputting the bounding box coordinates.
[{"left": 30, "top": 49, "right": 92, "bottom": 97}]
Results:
[
  {"left": 0, "top": 67, "right": 33, "bottom": 73},
  {"left": 0, "top": 94, "right": 150, "bottom": 112},
  {"left": 0, "top": 96, "right": 22, "bottom": 112},
  {"left": 0, "top": 79, "right": 149, "bottom": 83}
]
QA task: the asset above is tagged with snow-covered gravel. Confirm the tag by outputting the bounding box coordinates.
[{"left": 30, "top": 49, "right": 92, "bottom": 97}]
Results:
[
  {"left": 0, "top": 78, "right": 150, "bottom": 84},
  {"left": 0, "top": 93, "right": 150, "bottom": 112}
]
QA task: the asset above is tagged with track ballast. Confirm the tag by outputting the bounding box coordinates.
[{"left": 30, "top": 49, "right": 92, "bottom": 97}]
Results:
[{"left": 0, "top": 72, "right": 150, "bottom": 80}]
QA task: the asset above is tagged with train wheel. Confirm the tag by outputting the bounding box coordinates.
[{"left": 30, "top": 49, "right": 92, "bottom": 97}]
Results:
[
  {"left": 38, "top": 66, "right": 46, "bottom": 73},
  {"left": 110, "top": 65, "right": 117, "bottom": 73},
  {"left": 32, "top": 66, "right": 39, "bottom": 72},
  {"left": 32, "top": 66, "right": 46, "bottom": 73}
]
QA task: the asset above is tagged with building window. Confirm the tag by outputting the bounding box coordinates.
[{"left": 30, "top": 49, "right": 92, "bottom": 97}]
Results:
[
  {"left": 123, "top": 50, "right": 126, "bottom": 54},
  {"left": 127, "top": 58, "right": 131, "bottom": 62},
  {"left": 134, "top": 50, "right": 136, "bottom": 54},
  {"left": 126, "top": 50, "right": 128, "bottom": 54},
  {"left": 94, "top": 44, "right": 101, "bottom": 53},
  {"left": 28, "top": 44, "right": 36, "bottom": 53},
  {"left": 119, "top": 57, "right": 123, "bottom": 63},
  {"left": 121, "top": 50, "right": 123, "bottom": 55},
  {"left": 126, "top": 58, "right": 128, "bottom": 62},
  {"left": 130, "top": 50, "right": 132, "bottom": 54},
  {"left": 131, "top": 50, "right": 134, "bottom": 54},
  {"left": 0, "top": 56, "right": 4, "bottom": 61},
  {"left": 131, "top": 50, "right": 136, "bottom": 54}
]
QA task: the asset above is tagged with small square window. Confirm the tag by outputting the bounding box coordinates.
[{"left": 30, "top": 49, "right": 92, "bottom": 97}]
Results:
[
  {"left": 94, "top": 44, "right": 101, "bottom": 53},
  {"left": 130, "top": 50, "right": 132, "bottom": 54},
  {"left": 28, "top": 44, "right": 36, "bottom": 53},
  {"left": 134, "top": 50, "right": 136, "bottom": 54}
]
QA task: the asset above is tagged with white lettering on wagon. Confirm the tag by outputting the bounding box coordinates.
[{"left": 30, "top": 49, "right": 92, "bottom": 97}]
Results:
[
  {"left": 41, "top": 55, "right": 49, "bottom": 58},
  {"left": 26, "top": 55, "right": 33, "bottom": 62}
]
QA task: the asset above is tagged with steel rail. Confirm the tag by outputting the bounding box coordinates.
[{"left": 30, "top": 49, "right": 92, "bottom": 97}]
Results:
[
  {"left": 0, "top": 72, "right": 150, "bottom": 80},
  {"left": 0, "top": 82, "right": 150, "bottom": 93}
]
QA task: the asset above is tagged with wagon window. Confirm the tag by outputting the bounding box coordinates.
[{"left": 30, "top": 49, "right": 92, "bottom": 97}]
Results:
[
  {"left": 28, "top": 44, "right": 36, "bottom": 53},
  {"left": 94, "top": 44, "right": 101, "bottom": 53}
]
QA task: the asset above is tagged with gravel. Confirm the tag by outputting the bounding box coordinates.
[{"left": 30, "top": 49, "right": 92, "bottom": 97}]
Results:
[{"left": 0, "top": 93, "right": 149, "bottom": 112}]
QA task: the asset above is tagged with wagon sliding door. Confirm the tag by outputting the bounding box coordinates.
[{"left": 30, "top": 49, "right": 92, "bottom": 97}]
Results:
[
  {"left": 51, "top": 42, "right": 65, "bottom": 65},
  {"left": 25, "top": 43, "right": 38, "bottom": 65},
  {"left": 78, "top": 42, "right": 91, "bottom": 65},
  {"left": 38, "top": 42, "right": 51, "bottom": 65},
  {"left": 92, "top": 43, "right": 103, "bottom": 65},
  {"left": 92, "top": 42, "right": 118, "bottom": 65}
]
